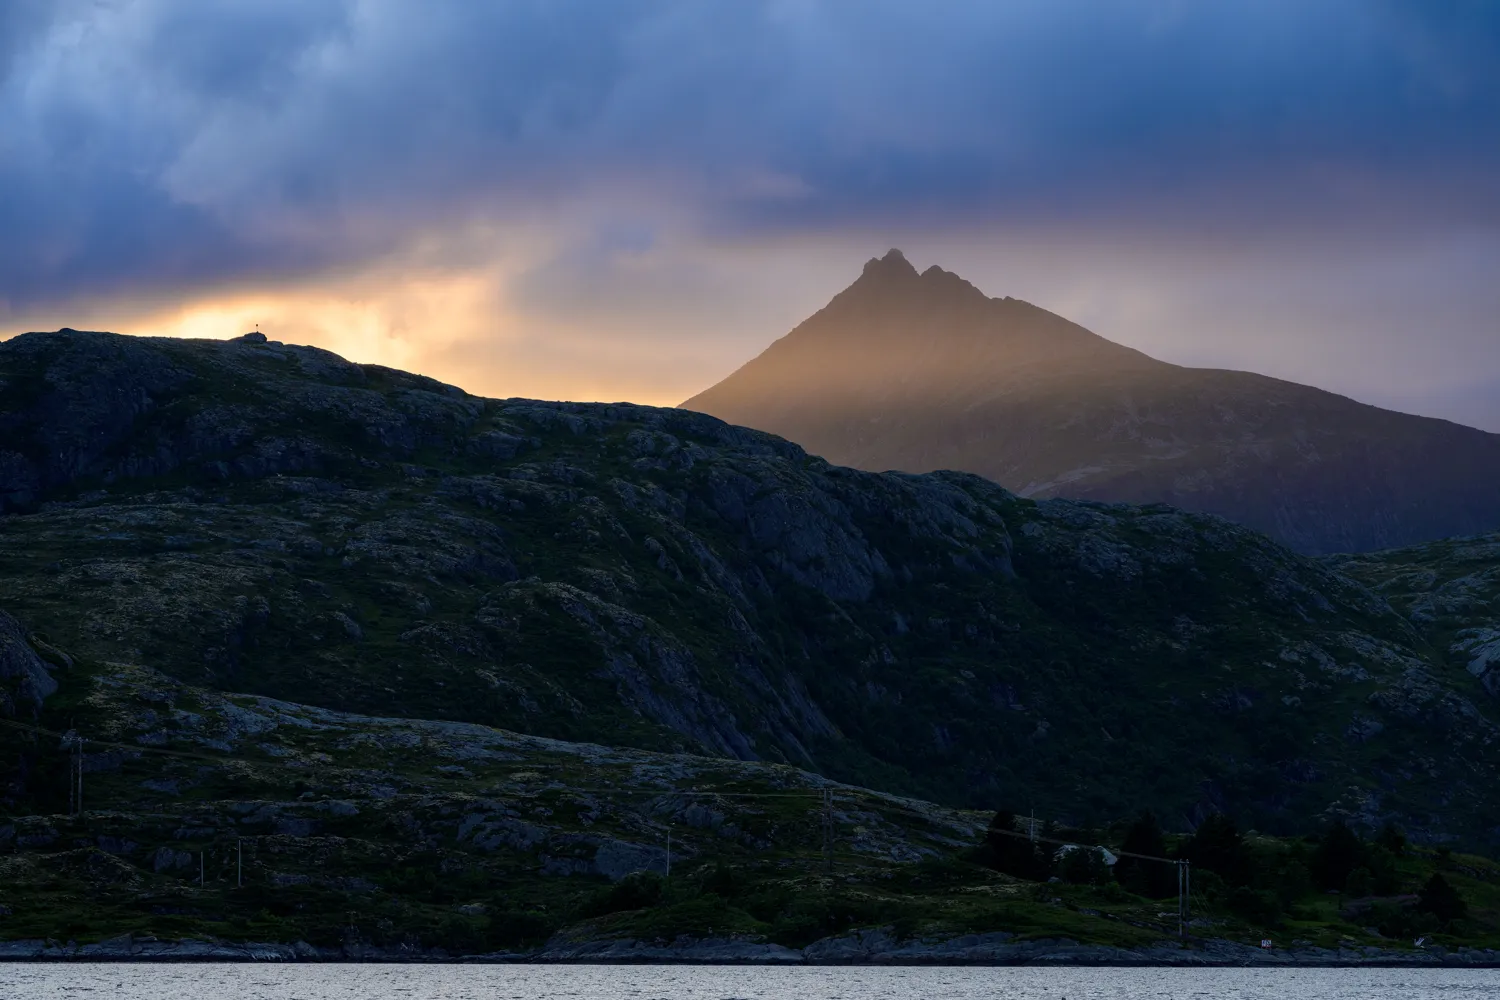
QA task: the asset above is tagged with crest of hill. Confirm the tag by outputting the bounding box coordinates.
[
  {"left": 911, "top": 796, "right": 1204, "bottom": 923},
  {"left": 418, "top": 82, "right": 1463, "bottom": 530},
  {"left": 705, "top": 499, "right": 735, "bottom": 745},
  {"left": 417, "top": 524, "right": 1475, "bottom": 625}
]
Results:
[
  {"left": 4, "top": 327, "right": 1500, "bottom": 844},
  {"left": 682, "top": 250, "right": 1500, "bottom": 555}
]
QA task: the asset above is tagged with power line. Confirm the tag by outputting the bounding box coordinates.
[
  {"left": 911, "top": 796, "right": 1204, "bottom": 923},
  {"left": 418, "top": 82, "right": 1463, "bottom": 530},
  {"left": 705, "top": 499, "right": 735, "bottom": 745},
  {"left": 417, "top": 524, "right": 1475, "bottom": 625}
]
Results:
[
  {"left": 7, "top": 711, "right": 1190, "bottom": 926},
  {"left": 986, "top": 823, "right": 1178, "bottom": 866},
  {"left": 987, "top": 821, "right": 1193, "bottom": 938},
  {"left": 0, "top": 717, "right": 871, "bottom": 807}
]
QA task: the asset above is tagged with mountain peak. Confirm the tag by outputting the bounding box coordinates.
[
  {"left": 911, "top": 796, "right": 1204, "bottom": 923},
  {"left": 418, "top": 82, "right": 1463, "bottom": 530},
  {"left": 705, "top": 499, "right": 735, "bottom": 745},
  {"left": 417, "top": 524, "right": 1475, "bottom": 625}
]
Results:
[
  {"left": 683, "top": 248, "right": 1500, "bottom": 556},
  {"left": 920, "top": 263, "right": 987, "bottom": 298},
  {"left": 861, "top": 248, "right": 918, "bottom": 279}
]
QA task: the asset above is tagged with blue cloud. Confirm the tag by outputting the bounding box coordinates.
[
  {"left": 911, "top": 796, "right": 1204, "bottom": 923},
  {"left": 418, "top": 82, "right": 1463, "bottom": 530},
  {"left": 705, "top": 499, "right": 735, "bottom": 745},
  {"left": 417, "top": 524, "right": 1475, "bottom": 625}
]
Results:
[{"left": 1, "top": 0, "right": 1497, "bottom": 311}]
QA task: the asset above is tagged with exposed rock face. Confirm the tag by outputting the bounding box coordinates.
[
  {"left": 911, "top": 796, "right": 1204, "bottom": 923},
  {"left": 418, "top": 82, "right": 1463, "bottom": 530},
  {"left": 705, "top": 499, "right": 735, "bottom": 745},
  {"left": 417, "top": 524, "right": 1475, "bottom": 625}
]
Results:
[
  {"left": 0, "top": 610, "right": 56, "bottom": 719},
  {"left": 4, "top": 329, "right": 1500, "bottom": 839},
  {"left": 1331, "top": 533, "right": 1500, "bottom": 699},
  {"left": 682, "top": 250, "right": 1500, "bottom": 555}
]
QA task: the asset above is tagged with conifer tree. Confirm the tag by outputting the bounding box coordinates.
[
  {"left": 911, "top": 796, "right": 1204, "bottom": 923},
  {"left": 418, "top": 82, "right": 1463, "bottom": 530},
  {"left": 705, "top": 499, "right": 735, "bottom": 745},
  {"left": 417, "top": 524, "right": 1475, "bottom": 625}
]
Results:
[
  {"left": 1419, "top": 873, "right": 1467, "bottom": 924},
  {"left": 1116, "top": 811, "right": 1174, "bottom": 897}
]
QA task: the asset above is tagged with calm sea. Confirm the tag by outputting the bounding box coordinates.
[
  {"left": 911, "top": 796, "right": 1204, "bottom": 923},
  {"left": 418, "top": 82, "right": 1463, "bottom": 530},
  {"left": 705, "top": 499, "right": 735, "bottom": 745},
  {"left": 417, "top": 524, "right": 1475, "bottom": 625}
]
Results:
[{"left": 5, "top": 964, "right": 1500, "bottom": 1000}]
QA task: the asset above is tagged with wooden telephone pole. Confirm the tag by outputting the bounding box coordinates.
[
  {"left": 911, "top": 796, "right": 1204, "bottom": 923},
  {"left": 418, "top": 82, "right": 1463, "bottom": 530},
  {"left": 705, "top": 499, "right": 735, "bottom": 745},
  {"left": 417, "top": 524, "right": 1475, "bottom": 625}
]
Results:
[
  {"left": 63, "top": 731, "right": 83, "bottom": 817},
  {"left": 821, "top": 789, "right": 835, "bottom": 875},
  {"left": 1177, "top": 859, "right": 1192, "bottom": 939}
]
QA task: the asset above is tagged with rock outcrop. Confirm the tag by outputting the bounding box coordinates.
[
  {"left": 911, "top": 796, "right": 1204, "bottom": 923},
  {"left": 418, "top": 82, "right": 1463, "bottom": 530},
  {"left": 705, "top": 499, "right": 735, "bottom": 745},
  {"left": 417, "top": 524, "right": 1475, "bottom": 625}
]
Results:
[{"left": 0, "top": 611, "right": 56, "bottom": 720}]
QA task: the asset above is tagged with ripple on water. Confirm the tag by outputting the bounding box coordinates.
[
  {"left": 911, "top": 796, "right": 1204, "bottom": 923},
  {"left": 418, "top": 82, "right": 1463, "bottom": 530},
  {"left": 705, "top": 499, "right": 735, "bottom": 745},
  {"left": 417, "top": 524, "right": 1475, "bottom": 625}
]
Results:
[{"left": 6, "top": 964, "right": 1500, "bottom": 1000}]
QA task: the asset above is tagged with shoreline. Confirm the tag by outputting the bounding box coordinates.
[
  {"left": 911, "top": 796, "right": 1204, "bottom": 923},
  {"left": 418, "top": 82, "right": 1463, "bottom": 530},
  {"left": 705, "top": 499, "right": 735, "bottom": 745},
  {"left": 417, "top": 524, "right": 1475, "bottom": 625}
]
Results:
[{"left": 4, "top": 932, "right": 1499, "bottom": 968}]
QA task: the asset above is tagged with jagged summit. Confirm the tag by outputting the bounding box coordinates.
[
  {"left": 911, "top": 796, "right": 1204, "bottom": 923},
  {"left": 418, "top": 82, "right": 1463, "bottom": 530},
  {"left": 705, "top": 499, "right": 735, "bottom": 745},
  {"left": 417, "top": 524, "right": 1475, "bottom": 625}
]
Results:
[
  {"left": 863, "top": 247, "right": 916, "bottom": 275},
  {"left": 850, "top": 250, "right": 991, "bottom": 303},
  {"left": 683, "top": 255, "right": 1500, "bottom": 554}
]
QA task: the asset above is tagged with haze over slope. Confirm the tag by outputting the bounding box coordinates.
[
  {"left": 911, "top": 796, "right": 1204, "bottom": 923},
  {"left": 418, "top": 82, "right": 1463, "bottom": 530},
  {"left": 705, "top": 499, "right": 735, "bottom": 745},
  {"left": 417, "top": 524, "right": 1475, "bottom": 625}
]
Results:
[{"left": 683, "top": 251, "right": 1500, "bottom": 554}]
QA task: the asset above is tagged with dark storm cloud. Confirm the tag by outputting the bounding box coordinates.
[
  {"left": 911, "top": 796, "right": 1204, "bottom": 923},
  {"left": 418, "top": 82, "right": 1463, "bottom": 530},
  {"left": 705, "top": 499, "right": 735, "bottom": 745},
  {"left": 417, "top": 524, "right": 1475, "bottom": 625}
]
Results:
[
  {"left": 720, "top": 1, "right": 1500, "bottom": 234},
  {"left": 0, "top": 0, "right": 638, "bottom": 309},
  {"left": 2, "top": 0, "right": 1497, "bottom": 309}
]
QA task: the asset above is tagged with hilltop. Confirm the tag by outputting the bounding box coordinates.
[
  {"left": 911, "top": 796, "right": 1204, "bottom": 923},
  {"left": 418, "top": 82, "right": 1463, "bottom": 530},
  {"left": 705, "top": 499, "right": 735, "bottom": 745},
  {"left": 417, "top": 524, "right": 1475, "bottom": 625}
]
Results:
[
  {"left": 2, "top": 329, "right": 1499, "bottom": 843},
  {"left": 682, "top": 250, "right": 1500, "bottom": 554}
]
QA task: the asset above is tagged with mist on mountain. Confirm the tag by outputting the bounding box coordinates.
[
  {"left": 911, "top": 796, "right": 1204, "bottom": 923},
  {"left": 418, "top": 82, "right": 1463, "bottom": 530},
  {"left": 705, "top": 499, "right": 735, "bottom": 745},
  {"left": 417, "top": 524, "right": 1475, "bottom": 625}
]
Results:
[{"left": 683, "top": 250, "right": 1500, "bottom": 554}]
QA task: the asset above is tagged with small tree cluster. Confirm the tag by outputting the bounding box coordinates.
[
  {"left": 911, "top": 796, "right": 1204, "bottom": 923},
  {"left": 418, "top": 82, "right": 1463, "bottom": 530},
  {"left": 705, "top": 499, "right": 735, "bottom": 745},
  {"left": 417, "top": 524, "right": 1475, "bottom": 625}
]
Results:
[
  {"left": 1173, "top": 812, "right": 1316, "bottom": 928},
  {"left": 1057, "top": 845, "right": 1112, "bottom": 886},
  {"left": 1114, "top": 812, "right": 1176, "bottom": 898},
  {"left": 984, "top": 811, "right": 1053, "bottom": 881},
  {"left": 1419, "top": 872, "right": 1467, "bottom": 924},
  {"left": 977, "top": 808, "right": 1465, "bottom": 935},
  {"left": 1310, "top": 820, "right": 1400, "bottom": 896}
]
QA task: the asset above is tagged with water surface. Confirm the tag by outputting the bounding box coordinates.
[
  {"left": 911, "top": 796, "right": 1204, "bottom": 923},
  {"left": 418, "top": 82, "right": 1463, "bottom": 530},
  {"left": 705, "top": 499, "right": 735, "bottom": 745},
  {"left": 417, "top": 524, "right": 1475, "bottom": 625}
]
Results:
[{"left": 7, "top": 963, "right": 1500, "bottom": 1000}]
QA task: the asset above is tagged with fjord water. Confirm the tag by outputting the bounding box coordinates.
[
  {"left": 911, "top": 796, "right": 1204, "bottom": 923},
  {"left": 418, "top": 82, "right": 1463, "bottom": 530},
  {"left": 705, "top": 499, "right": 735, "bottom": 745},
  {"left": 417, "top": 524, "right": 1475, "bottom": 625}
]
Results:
[{"left": 8, "top": 965, "right": 1500, "bottom": 1000}]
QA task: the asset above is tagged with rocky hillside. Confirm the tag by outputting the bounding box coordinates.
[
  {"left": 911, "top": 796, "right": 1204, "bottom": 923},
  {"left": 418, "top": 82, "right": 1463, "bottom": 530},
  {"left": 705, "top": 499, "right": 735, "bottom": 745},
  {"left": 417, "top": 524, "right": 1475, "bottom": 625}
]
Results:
[
  {"left": 682, "top": 250, "right": 1500, "bottom": 555},
  {"left": 3, "top": 329, "right": 1500, "bottom": 843},
  {"left": 6, "top": 631, "right": 1500, "bottom": 961},
  {"left": 0, "top": 641, "right": 996, "bottom": 954},
  {"left": 1329, "top": 534, "right": 1500, "bottom": 703}
]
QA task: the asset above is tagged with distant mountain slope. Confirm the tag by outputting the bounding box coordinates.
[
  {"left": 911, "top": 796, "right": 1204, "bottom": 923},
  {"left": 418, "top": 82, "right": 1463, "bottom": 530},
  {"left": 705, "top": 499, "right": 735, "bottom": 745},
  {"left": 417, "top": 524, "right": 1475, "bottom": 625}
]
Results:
[
  {"left": 682, "top": 250, "right": 1500, "bottom": 554},
  {"left": 5, "top": 330, "right": 1500, "bottom": 842}
]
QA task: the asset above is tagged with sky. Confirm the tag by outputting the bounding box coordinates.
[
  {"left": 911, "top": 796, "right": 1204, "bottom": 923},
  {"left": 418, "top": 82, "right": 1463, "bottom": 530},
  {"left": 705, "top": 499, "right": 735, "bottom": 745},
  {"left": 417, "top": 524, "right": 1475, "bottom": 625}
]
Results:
[{"left": 1, "top": 1, "right": 1497, "bottom": 430}]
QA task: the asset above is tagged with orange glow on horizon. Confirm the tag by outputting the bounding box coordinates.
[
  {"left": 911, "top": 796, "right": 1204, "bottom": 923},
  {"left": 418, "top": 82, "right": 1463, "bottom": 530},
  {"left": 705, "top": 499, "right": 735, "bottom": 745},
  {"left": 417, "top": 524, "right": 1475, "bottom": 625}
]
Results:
[{"left": 3, "top": 269, "right": 723, "bottom": 409}]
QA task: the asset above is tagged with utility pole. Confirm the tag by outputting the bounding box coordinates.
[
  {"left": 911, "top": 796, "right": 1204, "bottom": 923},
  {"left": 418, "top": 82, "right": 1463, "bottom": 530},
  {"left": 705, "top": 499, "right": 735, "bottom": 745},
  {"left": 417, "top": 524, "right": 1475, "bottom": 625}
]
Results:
[
  {"left": 822, "top": 789, "right": 835, "bottom": 876},
  {"left": 200, "top": 851, "right": 205, "bottom": 888},
  {"left": 1177, "top": 859, "right": 1191, "bottom": 939},
  {"left": 63, "top": 731, "right": 83, "bottom": 817},
  {"left": 237, "top": 838, "right": 243, "bottom": 888},
  {"left": 1186, "top": 860, "right": 1192, "bottom": 928},
  {"left": 665, "top": 828, "right": 672, "bottom": 878},
  {"left": 1176, "top": 861, "right": 1183, "bottom": 938}
]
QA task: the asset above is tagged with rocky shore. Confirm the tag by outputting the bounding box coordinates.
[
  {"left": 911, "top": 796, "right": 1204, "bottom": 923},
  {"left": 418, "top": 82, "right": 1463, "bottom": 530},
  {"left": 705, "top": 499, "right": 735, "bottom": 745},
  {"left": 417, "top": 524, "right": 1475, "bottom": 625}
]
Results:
[{"left": 3, "top": 929, "right": 1499, "bottom": 967}]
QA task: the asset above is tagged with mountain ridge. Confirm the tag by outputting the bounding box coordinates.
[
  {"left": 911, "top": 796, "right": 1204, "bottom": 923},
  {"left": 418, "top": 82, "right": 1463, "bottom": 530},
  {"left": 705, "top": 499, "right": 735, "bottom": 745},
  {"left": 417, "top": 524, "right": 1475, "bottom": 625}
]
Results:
[
  {"left": 4, "top": 328, "right": 1500, "bottom": 845},
  {"left": 682, "top": 251, "right": 1500, "bottom": 554}
]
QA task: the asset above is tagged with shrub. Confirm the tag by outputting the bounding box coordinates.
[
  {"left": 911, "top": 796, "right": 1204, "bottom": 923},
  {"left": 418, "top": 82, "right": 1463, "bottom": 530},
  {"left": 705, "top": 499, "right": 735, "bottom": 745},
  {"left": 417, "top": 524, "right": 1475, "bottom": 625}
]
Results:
[
  {"left": 1365, "top": 845, "right": 1401, "bottom": 896},
  {"left": 1115, "top": 812, "right": 1176, "bottom": 898},
  {"left": 1057, "top": 846, "right": 1111, "bottom": 886},
  {"left": 1256, "top": 845, "right": 1313, "bottom": 907},
  {"left": 1344, "top": 867, "right": 1375, "bottom": 898},
  {"left": 986, "top": 810, "right": 1050, "bottom": 880},
  {"left": 1226, "top": 886, "right": 1282, "bottom": 926},
  {"left": 1311, "top": 821, "right": 1365, "bottom": 891},
  {"left": 1375, "top": 822, "right": 1407, "bottom": 857},
  {"left": 485, "top": 909, "right": 555, "bottom": 949},
  {"left": 433, "top": 914, "right": 486, "bottom": 954},
  {"left": 769, "top": 892, "right": 891, "bottom": 948},
  {"left": 1418, "top": 873, "right": 1467, "bottom": 924},
  {"left": 699, "top": 862, "right": 741, "bottom": 899},
  {"left": 578, "top": 871, "right": 664, "bottom": 919},
  {"left": 1367, "top": 900, "right": 1433, "bottom": 940},
  {"left": 1183, "top": 813, "right": 1248, "bottom": 885}
]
